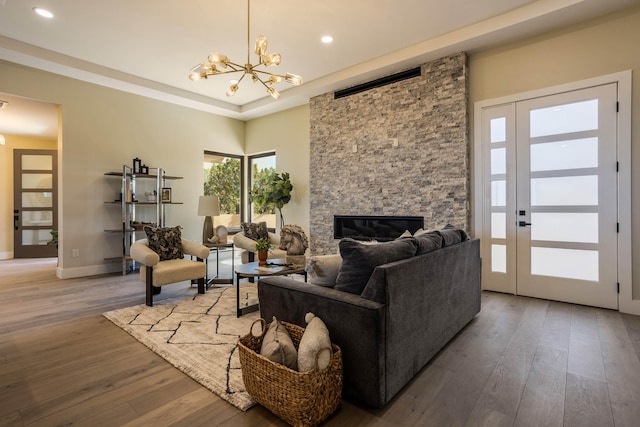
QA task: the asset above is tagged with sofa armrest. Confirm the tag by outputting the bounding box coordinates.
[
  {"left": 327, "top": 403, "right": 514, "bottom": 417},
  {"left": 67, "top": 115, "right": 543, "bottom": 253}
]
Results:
[
  {"left": 182, "top": 239, "right": 209, "bottom": 259},
  {"left": 258, "top": 276, "right": 386, "bottom": 407},
  {"left": 130, "top": 240, "right": 159, "bottom": 266}
]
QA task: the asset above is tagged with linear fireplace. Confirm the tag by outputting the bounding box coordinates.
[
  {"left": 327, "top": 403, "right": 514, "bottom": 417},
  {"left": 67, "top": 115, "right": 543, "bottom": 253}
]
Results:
[{"left": 333, "top": 215, "right": 424, "bottom": 242}]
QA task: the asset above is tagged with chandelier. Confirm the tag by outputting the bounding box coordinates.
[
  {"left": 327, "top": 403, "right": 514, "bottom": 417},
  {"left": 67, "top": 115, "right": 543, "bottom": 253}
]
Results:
[{"left": 189, "top": 0, "right": 303, "bottom": 100}]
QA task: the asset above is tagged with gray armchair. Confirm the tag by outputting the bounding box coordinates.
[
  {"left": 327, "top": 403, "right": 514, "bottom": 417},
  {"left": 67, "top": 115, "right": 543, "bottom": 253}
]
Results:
[{"left": 130, "top": 238, "right": 210, "bottom": 306}]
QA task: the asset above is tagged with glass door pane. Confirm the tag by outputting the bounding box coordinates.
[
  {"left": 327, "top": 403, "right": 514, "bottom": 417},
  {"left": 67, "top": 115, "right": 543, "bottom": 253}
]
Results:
[
  {"left": 204, "top": 152, "right": 243, "bottom": 232},
  {"left": 249, "top": 152, "right": 277, "bottom": 229}
]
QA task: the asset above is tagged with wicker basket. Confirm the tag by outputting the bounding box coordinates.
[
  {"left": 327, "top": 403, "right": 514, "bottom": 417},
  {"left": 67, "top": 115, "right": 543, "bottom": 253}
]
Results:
[{"left": 238, "top": 319, "right": 343, "bottom": 427}]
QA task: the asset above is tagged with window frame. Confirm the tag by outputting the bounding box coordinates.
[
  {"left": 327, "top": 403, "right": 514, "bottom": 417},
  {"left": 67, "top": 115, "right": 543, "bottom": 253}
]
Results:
[
  {"left": 247, "top": 151, "right": 276, "bottom": 229},
  {"left": 203, "top": 150, "right": 244, "bottom": 233}
]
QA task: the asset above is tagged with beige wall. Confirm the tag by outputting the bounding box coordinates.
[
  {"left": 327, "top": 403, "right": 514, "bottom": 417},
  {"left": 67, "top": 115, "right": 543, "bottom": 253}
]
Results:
[
  {"left": 0, "top": 60, "right": 245, "bottom": 277},
  {"left": 0, "top": 135, "right": 57, "bottom": 258},
  {"left": 245, "top": 104, "right": 310, "bottom": 237},
  {"left": 468, "top": 6, "right": 640, "bottom": 297}
]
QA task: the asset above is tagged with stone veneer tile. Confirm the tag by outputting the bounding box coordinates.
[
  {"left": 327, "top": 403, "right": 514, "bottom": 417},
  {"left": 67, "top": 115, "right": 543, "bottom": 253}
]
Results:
[{"left": 310, "top": 53, "right": 469, "bottom": 254}]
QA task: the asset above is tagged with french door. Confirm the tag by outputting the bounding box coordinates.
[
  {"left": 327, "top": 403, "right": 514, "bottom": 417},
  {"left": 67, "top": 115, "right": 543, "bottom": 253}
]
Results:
[
  {"left": 13, "top": 149, "right": 58, "bottom": 258},
  {"left": 481, "top": 84, "right": 618, "bottom": 309}
]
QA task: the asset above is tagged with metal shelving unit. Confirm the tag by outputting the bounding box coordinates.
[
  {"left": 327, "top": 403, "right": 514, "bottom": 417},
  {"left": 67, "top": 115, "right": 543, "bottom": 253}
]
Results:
[{"left": 104, "top": 165, "right": 183, "bottom": 275}]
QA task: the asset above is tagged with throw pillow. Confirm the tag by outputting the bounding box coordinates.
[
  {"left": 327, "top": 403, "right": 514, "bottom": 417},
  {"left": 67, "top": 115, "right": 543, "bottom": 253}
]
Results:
[
  {"left": 414, "top": 231, "right": 443, "bottom": 254},
  {"left": 398, "top": 230, "right": 412, "bottom": 238},
  {"left": 260, "top": 316, "right": 298, "bottom": 370},
  {"left": 334, "top": 237, "right": 418, "bottom": 295},
  {"left": 413, "top": 228, "right": 430, "bottom": 236},
  {"left": 298, "top": 313, "right": 332, "bottom": 372},
  {"left": 143, "top": 225, "right": 184, "bottom": 261},
  {"left": 437, "top": 224, "right": 469, "bottom": 247},
  {"left": 305, "top": 254, "right": 342, "bottom": 287},
  {"left": 241, "top": 221, "right": 268, "bottom": 241}
]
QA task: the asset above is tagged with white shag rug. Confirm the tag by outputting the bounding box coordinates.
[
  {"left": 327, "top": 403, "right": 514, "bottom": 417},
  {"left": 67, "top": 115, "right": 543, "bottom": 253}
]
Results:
[{"left": 103, "top": 284, "right": 260, "bottom": 411}]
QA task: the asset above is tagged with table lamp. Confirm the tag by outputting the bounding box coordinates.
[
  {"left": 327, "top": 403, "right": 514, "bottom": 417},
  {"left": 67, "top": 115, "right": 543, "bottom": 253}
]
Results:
[{"left": 197, "top": 195, "right": 220, "bottom": 243}]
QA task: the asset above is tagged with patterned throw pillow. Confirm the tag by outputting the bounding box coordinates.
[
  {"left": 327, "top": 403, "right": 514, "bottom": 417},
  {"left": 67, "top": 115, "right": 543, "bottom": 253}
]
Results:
[
  {"left": 143, "top": 225, "right": 184, "bottom": 261},
  {"left": 241, "top": 221, "right": 269, "bottom": 241}
]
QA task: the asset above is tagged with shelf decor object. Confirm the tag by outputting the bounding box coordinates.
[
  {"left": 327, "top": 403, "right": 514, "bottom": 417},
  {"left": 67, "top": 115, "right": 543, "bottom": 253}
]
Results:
[
  {"left": 132, "top": 157, "right": 141, "bottom": 174},
  {"left": 198, "top": 195, "right": 220, "bottom": 244},
  {"left": 161, "top": 187, "right": 172, "bottom": 203},
  {"left": 188, "top": 0, "right": 302, "bottom": 100}
]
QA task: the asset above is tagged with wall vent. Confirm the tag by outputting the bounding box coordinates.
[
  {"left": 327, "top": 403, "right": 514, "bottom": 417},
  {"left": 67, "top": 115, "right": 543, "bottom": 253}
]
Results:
[{"left": 334, "top": 67, "right": 421, "bottom": 99}]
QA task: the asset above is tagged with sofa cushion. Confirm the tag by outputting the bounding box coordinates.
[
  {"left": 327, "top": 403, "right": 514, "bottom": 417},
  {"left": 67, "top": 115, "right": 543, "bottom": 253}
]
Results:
[
  {"left": 260, "top": 316, "right": 298, "bottom": 370},
  {"left": 143, "top": 225, "right": 184, "bottom": 261},
  {"left": 241, "top": 221, "right": 268, "bottom": 241},
  {"left": 334, "top": 237, "right": 418, "bottom": 295},
  {"left": 305, "top": 254, "right": 342, "bottom": 287}
]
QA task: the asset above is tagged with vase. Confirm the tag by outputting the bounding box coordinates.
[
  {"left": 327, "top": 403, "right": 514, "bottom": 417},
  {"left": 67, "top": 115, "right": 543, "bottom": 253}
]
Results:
[{"left": 258, "top": 251, "right": 268, "bottom": 266}]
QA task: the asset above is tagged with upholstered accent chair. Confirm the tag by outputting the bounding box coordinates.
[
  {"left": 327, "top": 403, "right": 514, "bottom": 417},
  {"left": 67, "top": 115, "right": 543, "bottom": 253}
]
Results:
[
  {"left": 130, "top": 238, "right": 210, "bottom": 306},
  {"left": 233, "top": 223, "right": 287, "bottom": 264}
]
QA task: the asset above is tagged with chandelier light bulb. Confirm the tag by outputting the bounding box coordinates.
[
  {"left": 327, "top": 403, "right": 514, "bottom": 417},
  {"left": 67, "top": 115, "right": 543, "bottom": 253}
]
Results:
[
  {"left": 226, "top": 84, "right": 239, "bottom": 97},
  {"left": 189, "top": 72, "right": 202, "bottom": 81},
  {"left": 262, "top": 53, "right": 281, "bottom": 67},
  {"left": 255, "top": 36, "right": 268, "bottom": 56},
  {"left": 285, "top": 73, "right": 303, "bottom": 86},
  {"left": 267, "top": 87, "right": 280, "bottom": 100},
  {"left": 268, "top": 75, "right": 284, "bottom": 84},
  {"left": 208, "top": 52, "right": 229, "bottom": 66}
]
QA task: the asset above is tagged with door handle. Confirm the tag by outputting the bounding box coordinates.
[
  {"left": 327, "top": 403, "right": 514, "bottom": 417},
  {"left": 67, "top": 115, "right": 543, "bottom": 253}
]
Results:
[
  {"left": 519, "top": 221, "right": 532, "bottom": 227},
  {"left": 14, "top": 210, "right": 19, "bottom": 230}
]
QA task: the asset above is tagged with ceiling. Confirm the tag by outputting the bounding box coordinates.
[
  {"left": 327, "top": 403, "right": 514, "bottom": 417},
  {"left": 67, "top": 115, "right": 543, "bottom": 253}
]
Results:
[{"left": 0, "top": 0, "right": 637, "bottom": 140}]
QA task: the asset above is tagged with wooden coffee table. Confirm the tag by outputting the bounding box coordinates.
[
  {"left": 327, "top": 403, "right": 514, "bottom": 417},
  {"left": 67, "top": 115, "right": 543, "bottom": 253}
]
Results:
[{"left": 234, "top": 258, "right": 307, "bottom": 317}]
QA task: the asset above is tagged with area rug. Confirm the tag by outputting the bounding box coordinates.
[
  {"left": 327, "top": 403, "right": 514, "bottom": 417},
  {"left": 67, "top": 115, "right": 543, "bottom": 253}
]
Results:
[{"left": 103, "top": 284, "right": 260, "bottom": 411}]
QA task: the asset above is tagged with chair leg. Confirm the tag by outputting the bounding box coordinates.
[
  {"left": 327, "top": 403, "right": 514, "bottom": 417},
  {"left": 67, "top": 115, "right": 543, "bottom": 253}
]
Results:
[
  {"left": 197, "top": 276, "right": 205, "bottom": 294},
  {"left": 146, "top": 266, "right": 154, "bottom": 306}
]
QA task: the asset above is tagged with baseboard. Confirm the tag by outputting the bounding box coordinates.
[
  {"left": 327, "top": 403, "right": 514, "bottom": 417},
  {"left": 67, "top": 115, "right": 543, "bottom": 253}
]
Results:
[
  {"left": 620, "top": 298, "right": 640, "bottom": 316},
  {"left": 0, "top": 251, "right": 14, "bottom": 260},
  {"left": 56, "top": 263, "right": 122, "bottom": 279}
]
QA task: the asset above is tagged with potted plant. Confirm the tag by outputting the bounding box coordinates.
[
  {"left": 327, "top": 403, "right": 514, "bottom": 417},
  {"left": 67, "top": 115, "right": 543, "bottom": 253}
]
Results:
[
  {"left": 47, "top": 230, "right": 58, "bottom": 249},
  {"left": 250, "top": 171, "right": 293, "bottom": 226},
  {"left": 255, "top": 237, "right": 272, "bottom": 266}
]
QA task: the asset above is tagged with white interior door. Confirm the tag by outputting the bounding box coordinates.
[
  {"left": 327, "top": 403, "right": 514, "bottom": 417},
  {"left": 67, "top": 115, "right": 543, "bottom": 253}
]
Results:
[{"left": 481, "top": 84, "right": 619, "bottom": 309}]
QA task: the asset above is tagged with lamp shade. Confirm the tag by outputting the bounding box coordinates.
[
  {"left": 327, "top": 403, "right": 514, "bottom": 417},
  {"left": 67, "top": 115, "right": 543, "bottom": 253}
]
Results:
[{"left": 197, "top": 195, "right": 220, "bottom": 217}]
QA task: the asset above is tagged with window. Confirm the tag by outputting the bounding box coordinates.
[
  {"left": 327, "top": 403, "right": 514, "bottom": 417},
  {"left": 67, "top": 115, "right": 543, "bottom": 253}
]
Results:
[
  {"left": 204, "top": 151, "right": 243, "bottom": 232},
  {"left": 248, "top": 152, "right": 276, "bottom": 229}
]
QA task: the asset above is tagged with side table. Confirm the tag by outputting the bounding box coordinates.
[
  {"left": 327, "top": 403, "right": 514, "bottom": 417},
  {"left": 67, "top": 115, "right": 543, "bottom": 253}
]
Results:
[
  {"left": 235, "top": 258, "right": 307, "bottom": 317},
  {"left": 204, "top": 242, "right": 234, "bottom": 288}
]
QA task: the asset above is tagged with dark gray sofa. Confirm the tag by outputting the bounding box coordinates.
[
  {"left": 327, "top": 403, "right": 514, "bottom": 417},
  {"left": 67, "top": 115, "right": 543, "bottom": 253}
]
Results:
[{"left": 258, "top": 237, "right": 481, "bottom": 408}]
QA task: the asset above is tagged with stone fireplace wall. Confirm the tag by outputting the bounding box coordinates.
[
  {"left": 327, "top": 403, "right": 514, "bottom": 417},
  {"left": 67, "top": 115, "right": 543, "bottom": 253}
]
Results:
[{"left": 309, "top": 52, "right": 469, "bottom": 254}]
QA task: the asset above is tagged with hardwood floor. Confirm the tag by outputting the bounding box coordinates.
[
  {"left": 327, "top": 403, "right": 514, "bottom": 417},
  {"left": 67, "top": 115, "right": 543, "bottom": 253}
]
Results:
[{"left": 2, "top": 258, "right": 640, "bottom": 426}]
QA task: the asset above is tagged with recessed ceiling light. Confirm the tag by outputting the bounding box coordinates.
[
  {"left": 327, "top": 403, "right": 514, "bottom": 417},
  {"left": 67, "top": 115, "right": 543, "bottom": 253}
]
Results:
[
  {"left": 321, "top": 35, "right": 334, "bottom": 44},
  {"left": 33, "top": 7, "right": 54, "bottom": 18}
]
